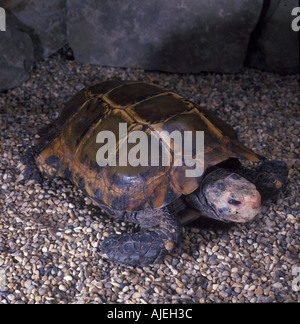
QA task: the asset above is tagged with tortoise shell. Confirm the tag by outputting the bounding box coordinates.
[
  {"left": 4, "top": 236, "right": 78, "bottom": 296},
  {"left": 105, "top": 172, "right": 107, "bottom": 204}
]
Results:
[{"left": 35, "top": 80, "right": 261, "bottom": 212}]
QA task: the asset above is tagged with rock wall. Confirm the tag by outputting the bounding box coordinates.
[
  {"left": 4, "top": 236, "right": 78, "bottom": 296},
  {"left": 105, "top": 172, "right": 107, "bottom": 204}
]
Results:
[
  {"left": 66, "top": 0, "right": 263, "bottom": 74},
  {"left": 246, "top": 0, "right": 299, "bottom": 75},
  {"left": 2, "top": 0, "right": 67, "bottom": 59},
  {"left": 0, "top": 0, "right": 299, "bottom": 90},
  {"left": 0, "top": 14, "right": 34, "bottom": 91}
]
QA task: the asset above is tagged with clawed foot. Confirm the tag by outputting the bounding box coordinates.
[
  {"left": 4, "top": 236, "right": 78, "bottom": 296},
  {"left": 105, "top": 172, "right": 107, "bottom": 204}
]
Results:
[
  {"left": 20, "top": 146, "right": 43, "bottom": 182},
  {"left": 101, "top": 229, "right": 177, "bottom": 267},
  {"left": 255, "top": 160, "right": 289, "bottom": 199}
]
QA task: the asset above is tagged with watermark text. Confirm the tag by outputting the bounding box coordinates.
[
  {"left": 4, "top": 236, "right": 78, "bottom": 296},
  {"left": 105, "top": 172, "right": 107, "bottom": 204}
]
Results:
[
  {"left": 96, "top": 123, "right": 204, "bottom": 177},
  {"left": 0, "top": 7, "right": 6, "bottom": 32},
  {"left": 292, "top": 266, "right": 300, "bottom": 292},
  {"left": 291, "top": 7, "right": 300, "bottom": 31},
  {"left": 0, "top": 267, "right": 7, "bottom": 291}
]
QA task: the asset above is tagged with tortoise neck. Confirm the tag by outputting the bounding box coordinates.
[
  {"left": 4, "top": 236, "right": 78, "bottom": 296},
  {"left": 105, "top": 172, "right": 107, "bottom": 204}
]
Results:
[{"left": 183, "top": 180, "right": 219, "bottom": 221}]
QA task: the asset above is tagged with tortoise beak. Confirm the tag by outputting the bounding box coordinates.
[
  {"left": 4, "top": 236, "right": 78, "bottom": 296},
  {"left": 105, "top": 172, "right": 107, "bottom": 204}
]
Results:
[{"left": 249, "top": 191, "right": 261, "bottom": 208}]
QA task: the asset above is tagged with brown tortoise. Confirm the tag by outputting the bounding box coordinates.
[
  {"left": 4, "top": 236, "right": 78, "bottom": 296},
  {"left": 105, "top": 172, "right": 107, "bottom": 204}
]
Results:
[{"left": 22, "top": 80, "right": 288, "bottom": 266}]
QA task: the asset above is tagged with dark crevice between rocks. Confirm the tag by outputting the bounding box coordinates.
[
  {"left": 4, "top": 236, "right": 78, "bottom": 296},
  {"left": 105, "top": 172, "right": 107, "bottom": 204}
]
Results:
[
  {"left": 244, "top": 0, "right": 271, "bottom": 68},
  {"left": 4, "top": 10, "right": 43, "bottom": 61}
]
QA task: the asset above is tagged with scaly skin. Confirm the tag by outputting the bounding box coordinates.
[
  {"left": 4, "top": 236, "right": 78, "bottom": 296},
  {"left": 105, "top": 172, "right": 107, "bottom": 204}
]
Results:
[{"left": 101, "top": 208, "right": 181, "bottom": 266}]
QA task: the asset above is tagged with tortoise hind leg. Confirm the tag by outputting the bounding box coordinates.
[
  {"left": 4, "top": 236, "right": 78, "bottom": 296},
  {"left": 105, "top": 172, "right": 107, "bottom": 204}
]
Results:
[
  {"left": 20, "top": 144, "right": 45, "bottom": 182},
  {"left": 101, "top": 208, "right": 181, "bottom": 267}
]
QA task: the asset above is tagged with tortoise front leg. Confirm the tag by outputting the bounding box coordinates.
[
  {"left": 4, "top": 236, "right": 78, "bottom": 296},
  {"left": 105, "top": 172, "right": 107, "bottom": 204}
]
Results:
[
  {"left": 250, "top": 160, "right": 289, "bottom": 199},
  {"left": 100, "top": 208, "right": 181, "bottom": 267},
  {"left": 234, "top": 160, "right": 289, "bottom": 200}
]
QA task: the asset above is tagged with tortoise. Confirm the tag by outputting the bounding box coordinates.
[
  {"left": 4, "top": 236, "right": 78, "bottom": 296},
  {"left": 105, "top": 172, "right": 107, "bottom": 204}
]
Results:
[{"left": 21, "top": 80, "right": 289, "bottom": 266}]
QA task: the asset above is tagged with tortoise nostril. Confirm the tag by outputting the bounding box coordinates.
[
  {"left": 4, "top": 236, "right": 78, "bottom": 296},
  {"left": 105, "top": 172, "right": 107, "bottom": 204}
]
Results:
[{"left": 228, "top": 199, "right": 242, "bottom": 206}]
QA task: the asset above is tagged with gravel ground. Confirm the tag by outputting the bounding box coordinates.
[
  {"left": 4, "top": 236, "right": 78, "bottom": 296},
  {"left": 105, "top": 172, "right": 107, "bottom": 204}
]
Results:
[{"left": 0, "top": 47, "right": 299, "bottom": 304}]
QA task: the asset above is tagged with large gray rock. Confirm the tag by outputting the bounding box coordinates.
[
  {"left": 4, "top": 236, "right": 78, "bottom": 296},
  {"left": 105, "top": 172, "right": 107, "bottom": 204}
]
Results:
[
  {"left": 2, "top": 0, "right": 67, "bottom": 59},
  {"left": 67, "top": 0, "right": 263, "bottom": 73},
  {"left": 246, "top": 0, "right": 299, "bottom": 75},
  {"left": 0, "top": 14, "right": 34, "bottom": 91}
]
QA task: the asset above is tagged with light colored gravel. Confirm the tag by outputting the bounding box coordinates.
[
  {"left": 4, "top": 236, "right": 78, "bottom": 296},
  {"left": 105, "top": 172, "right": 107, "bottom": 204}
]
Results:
[{"left": 0, "top": 46, "right": 299, "bottom": 303}]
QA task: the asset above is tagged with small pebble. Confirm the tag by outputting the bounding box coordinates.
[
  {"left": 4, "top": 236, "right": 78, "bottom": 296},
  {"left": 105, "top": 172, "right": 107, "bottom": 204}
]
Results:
[
  {"left": 255, "top": 287, "right": 263, "bottom": 295},
  {"left": 59, "top": 284, "right": 67, "bottom": 292},
  {"left": 38, "top": 287, "right": 48, "bottom": 296}
]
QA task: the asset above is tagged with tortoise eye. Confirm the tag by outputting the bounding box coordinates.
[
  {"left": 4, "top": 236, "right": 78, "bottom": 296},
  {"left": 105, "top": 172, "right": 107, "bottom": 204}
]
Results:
[{"left": 228, "top": 199, "right": 241, "bottom": 206}]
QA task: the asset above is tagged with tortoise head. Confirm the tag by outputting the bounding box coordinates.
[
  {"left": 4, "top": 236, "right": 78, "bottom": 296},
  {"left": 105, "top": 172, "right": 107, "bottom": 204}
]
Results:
[{"left": 192, "top": 169, "right": 261, "bottom": 223}]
